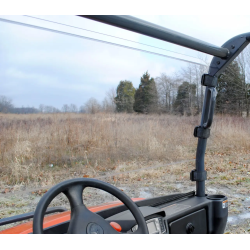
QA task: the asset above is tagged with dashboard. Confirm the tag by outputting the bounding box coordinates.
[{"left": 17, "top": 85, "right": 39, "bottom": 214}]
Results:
[
  {"left": 105, "top": 206, "right": 168, "bottom": 234},
  {"left": 104, "top": 195, "right": 212, "bottom": 234},
  {"left": 41, "top": 191, "right": 227, "bottom": 234}
]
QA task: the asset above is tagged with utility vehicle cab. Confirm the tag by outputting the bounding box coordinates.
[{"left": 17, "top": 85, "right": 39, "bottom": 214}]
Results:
[
  {"left": 0, "top": 178, "right": 227, "bottom": 234},
  {"left": 1, "top": 15, "right": 250, "bottom": 234}
]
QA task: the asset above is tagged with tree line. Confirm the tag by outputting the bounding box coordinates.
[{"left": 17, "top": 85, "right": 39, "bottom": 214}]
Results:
[
  {"left": 113, "top": 48, "right": 250, "bottom": 117},
  {"left": 1, "top": 48, "right": 250, "bottom": 116},
  {"left": 113, "top": 70, "right": 202, "bottom": 116}
]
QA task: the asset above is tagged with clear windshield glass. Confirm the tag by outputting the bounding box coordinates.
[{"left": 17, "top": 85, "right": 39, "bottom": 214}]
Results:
[{"left": 1, "top": 15, "right": 250, "bottom": 234}]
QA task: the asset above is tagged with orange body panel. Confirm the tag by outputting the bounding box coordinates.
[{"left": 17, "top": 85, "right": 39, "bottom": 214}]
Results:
[{"left": 0, "top": 198, "right": 144, "bottom": 234}]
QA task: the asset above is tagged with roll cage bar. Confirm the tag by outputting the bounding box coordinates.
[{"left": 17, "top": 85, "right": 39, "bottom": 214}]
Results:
[{"left": 80, "top": 15, "right": 250, "bottom": 197}]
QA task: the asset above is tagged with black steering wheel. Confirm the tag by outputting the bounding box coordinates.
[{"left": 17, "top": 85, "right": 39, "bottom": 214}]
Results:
[{"left": 33, "top": 178, "right": 148, "bottom": 234}]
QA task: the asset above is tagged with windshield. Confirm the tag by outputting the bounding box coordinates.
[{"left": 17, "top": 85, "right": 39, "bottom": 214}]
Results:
[{"left": 1, "top": 15, "right": 250, "bottom": 234}]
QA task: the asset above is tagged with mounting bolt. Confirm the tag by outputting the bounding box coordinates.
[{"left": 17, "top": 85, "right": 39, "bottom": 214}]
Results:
[
  {"left": 217, "top": 61, "right": 221, "bottom": 65},
  {"left": 231, "top": 45, "right": 235, "bottom": 49}
]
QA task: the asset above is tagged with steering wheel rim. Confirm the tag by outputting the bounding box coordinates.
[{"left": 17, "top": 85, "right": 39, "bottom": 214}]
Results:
[{"left": 33, "top": 178, "right": 148, "bottom": 234}]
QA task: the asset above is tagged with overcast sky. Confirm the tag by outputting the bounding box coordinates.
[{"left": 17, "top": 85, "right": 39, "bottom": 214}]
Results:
[{"left": 1, "top": 14, "right": 250, "bottom": 109}]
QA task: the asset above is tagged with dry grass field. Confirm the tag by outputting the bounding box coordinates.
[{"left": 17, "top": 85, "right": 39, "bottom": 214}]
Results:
[
  {"left": 0, "top": 113, "right": 250, "bottom": 233},
  {"left": 0, "top": 113, "right": 199, "bottom": 187}
]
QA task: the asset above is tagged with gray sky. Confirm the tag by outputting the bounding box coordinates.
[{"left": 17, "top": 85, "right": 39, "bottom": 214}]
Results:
[{"left": 1, "top": 14, "right": 250, "bottom": 109}]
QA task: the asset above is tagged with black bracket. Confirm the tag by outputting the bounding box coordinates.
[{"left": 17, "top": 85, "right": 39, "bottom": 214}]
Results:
[
  {"left": 190, "top": 169, "right": 207, "bottom": 182},
  {"left": 208, "top": 33, "right": 250, "bottom": 78},
  {"left": 194, "top": 126, "right": 210, "bottom": 139},
  {"left": 201, "top": 74, "right": 217, "bottom": 87}
]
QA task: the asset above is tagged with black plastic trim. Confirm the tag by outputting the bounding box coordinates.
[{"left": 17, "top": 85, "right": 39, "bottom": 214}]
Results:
[
  {"left": 194, "top": 126, "right": 210, "bottom": 139},
  {"left": 201, "top": 74, "right": 218, "bottom": 87},
  {"left": 97, "top": 191, "right": 195, "bottom": 219},
  {"left": 0, "top": 207, "right": 67, "bottom": 226},
  {"left": 190, "top": 170, "right": 207, "bottom": 182}
]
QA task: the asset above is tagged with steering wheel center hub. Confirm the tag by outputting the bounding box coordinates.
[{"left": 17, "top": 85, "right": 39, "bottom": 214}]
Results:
[{"left": 87, "top": 223, "right": 104, "bottom": 234}]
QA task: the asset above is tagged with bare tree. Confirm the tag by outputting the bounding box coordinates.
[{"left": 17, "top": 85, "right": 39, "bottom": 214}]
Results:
[
  {"left": 39, "top": 104, "right": 45, "bottom": 113},
  {"left": 84, "top": 98, "right": 101, "bottom": 114},
  {"left": 51, "top": 106, "right": 61, "bottom": 113},
  {"left": 62, "top": 104, "right": 69, "bottom": 113},
  {"left": 69, "top": 104, "right": 78, "bottom": 113},
  {"left": 155, "top": 73, "right": 179, "bottom": 113},
  {"left": 43, "top": 105, "right": 60, "bottom": 113},
  {"left": 79, "top": 105, "right": 86, "bottom": 113},
  {"left": 181, "top": 55, "right": 209, "bottom": 113},
  {"left": 0, "top": 95, "right": 14, "bottom": 113},
  {"left": 102, "top": 87, "right": 116, "bottom": 113}
]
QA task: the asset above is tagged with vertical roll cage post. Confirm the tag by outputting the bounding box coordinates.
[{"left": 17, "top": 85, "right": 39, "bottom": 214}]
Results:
[
  {"left": 193, "top": 33, "right": 250, "bottom": 196},
  {"left": 79, "top": 15, "right": 250, "bottom": 197}
]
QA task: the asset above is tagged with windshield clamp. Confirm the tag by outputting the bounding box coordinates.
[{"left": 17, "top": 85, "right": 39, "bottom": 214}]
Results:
[
  {"left": 201, "top": 74, "right": 217, "bottom": 87},
  {"left": 190, "top": 169, "right": 207, "bottom": 182},
  {"left": 194, "top": 126, "right": 210, "bottom": 139}
]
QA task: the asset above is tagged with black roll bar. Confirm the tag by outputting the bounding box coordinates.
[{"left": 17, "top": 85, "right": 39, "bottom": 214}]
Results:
[
  {"left": 79, "top": 15, "right": 250, "bottom": 197},
  {"left": 79, "top": 15, "right": 229, "bottom": 58}
]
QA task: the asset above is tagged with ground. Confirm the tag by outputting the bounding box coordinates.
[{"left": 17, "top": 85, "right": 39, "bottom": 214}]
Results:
[{"left": 1, "top": 155, "right": 250, "bottom": 233}]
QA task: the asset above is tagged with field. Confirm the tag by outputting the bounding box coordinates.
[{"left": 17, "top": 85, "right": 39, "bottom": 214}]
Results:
[{"left": 1, "top": 113, "right": 250, "bottom": 233}]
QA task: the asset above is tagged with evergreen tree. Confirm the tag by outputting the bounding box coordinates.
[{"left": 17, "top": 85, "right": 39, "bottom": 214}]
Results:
[
  {"left": 174, "top": 81, "right": 197, "bottom": 115},
  {"left": 115, "top": 80, "right": 135, "bottom": 113},
  {"left": 133, "top": 71, "right": 158, "bottom": 113},
  {"left": 216, "top": 61, "right": 248, "bottom": 116}
]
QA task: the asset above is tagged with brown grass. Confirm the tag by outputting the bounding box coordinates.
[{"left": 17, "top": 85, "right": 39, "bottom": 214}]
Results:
[{"left": 1, "top": 113, "right": 250, "bottom": 188}]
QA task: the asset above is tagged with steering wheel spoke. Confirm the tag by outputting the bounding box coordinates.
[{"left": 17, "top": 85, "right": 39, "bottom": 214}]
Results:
[{"left": 63, "top": 184, "right": 84, "bottom": 209}]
